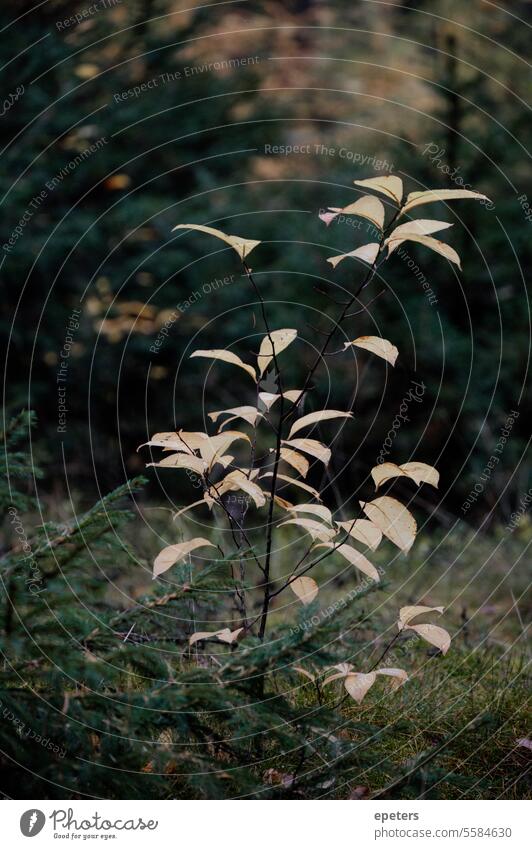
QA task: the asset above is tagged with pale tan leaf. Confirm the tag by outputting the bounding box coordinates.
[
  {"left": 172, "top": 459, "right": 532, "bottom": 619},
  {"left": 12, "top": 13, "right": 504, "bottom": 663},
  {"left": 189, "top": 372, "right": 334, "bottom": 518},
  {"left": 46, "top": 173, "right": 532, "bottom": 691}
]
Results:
[
  {"left": 344, "top": 672, "right": 377, "bottom": 703},
  {"left": 336, "top": 518, "right": 382, "bottom": 550},
  {"left": 213, "top": 469, "right": 266, "bottom": 508},
  {"left": 172, "top": 223, "right": 260, "bottom": 259},
  {"left": 147, "top": 453, "right": 207, "bottom": 475},
  {"left": 371, "top": 461, "right": 439, "bottom": 490},
  {"left": 209, "top": 406, "right": 262, "bottom": 429},
  {"left": 402, "top": 189, "right": 490, "bottom": 215},
  {"left": 319, "top": 195, "right": 386, "bottom": 229},
  {"left": 354, "top": 175, "right": 404, "bottom": 204},
  {"left": 190, "top": 349, "right": 256, "bottom": 381},
  {"left": 290, "top": 575, "right": 319, "bottom": 605},
  {"left": 292, "top": 665, "right": 315, "bottom": 682},
  {"left": 327, "top": 242, "right": 380, "bottom": 269},
  {"left": 399, "top": 462, "right": 439, "bottom": 488},
  {"left": 289, "top": 503, "right": 333, "bottom": 524},
  {"left": 288, "top": 409, "right": 353, "bottom": 439},
  {"left": 407, "top": 623, "right": 451, "bottom": 655},
  {"left": 189, "top": 626, "right": 243, "bottom": 646},
  {"left": 138, "top": 430, "right": 208, "bottom": 454},
  {"left": 280, "top": 518, "right": 337, "bottom": 543},
  {"left": 360, "top": 496, "right": 417, "bottom": 552},
  {"left": 317, "top": 543, "right": 380, "bottom": 581},
  {"left": 173, "top": 498, "right": 206, "bottom": 519},
  {"left": 215, "top": 627, "right": 244, "bottom": 644},
  {"left": 261, "top": 472, "right": 321, "bottom": 501},
  {"left": 258, "top": 389, "right": 303, "bottom": 411},
  {"left": 398, "top": 605, "right": 444, "bottom": 628},
  {"left": 257, "top": 328, "right": 297, "bottom": 377},
  {"left": 343, "top": 335, "right": 398, "bottom": 366},
  {"left": 280, "top": 447, "right": 310, "bottom": 478},
  {"left": 376, "top": 667, "right": 409, "bottom": 689},
  {"left": 387, "top": 233, "right": 461, "bottom": 269},
  {"left": 282, "top": 438, "right": 331, "bottom": 465},
  {"left": 154, "top": 538, "right": 215, "bottom": 578},
  {"left": 385, "top": 219, "right": 453, "bottom": 254},
  {"left": 323, "top": 662, "right": 354, "bottom": 686},
  {"left": 198, "top": 431, "right": 251, "bottom": 466}
]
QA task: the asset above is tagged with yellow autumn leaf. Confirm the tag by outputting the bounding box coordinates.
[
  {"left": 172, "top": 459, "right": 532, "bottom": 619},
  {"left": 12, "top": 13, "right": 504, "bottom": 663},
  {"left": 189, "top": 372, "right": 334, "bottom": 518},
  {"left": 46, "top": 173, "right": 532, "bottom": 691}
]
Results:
[
  {"left": 189, "top": 626, "right": 243, "bottom": 646},
  {"left": 316, "top": 543, "right": 380, "bottom": 581},
  {"left": 407, "top": 623, "right": 451, "bottom": 655},
  {"left": 261, "top": 472, "right": 321, "bottom": 501},
  {"left": 386, "top": 233, "right": 461, "bottom": 269},
  {"left": 257, "top": 328, "right": 297, "bottom": 377},
  {"left": 147, "top": 453, "right": 207, "bottom": 475},
  {"left": 344, "top": 672, "right": 377, "bottom": 703},
  {"left": 138, "top": 430, "right": 208, "bottom": 454},
  {"left": 280, "top": 447, "right": 310, "bottom": 478},
  {"left": 258, "top": 389, "right": 303, "bottom": 410},
  {"left": 360, "top": 496, "right": 417, "bottom": 552},
  {"left": 289, "top": 575, "right": 319, "bottom": 605},
  {"left": 398, "top": 605, "right": 444, "bottom": 628},
  {"left": 172, "top": 223, "right": 260, "bottom": 259},
  {"left": 371, "top": 461, "right": 439, "bottom": 490},
  {"left": 154, "top": 538, "right": 215, "bottom": 578},
  {"left": 319, "top": 195, "right": 386, "bottom": 229},
  {"left": 354, "top": 175, "right": 404, "bottom": 204},
  {"left": 190, "top": 349, "right": 256, "bottom": 381},
  {"left": 401, "top": 188, "right": 490, "bottom": 215},
  {"left": 280, "top": 517, "right": 337, "bottom": 543},
  {"left": 208, "top": 406, "right": 262, "bottom": 429},
  {"left": 376, "top": 668, "right": 409, "bottom": 689},
  {"left": 327, "top": 242, "right": 380, "bottom": 269},
  {"left": 385, "top": 219, "right": 453, "bottom": 254},
  {"left": 282, "top": 438, "right": 331, "bottom": 465},
  {"left": 343, "top": 335, "right": 398, "bottom": 366},
  {"left": 288, "top": 409, "right": 353, "bottom": 440},
  {"left": 289, "top": 503, "right": 333, "bottom": 524},
  {"left": 336, "top": 518, "right": 382, "bottom": 550}
]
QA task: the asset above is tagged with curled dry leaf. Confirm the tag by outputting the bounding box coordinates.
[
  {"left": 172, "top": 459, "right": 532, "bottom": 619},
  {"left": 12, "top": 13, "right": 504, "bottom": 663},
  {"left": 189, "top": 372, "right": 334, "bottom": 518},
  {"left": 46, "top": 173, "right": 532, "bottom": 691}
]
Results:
[
  {"left": 401, "top": 188, "right": 491, "bottom": 215},
  {"left": 398, "top": 605, "right": 444, "bottom": 627},
  {"left": 282, "top": 437, "right": 331, "bottom": 465},
  {"left": 273, "top": 494, "right": 294, "bottom": 509},
  {"left": 290, "top": 575, "right": 319, "bottom": 605},
  {"left": 261, "top": 472, "right": 322, "bottom": 500},
  {"left": 385, "top": 219, "right": 452, "bottom": 254},
  {"left": 257, "top": 328, "right": 297, "bottom": 377},
  {"left": 407, "top": 623, "right": 451, "bottom": 655},
  {"left": 343, "top": 335, "right": 398, "bottom": 366},
  {"left": 213, "top": 469, "right": 266, "bottom": 508},
  {"left": 190, "top": 349, "right": 256, "bottom": 381},
  {"left": 208, "top": 406, "right": 262, "bottom": 428},
  {"left": 280, "top": 446, "right": 310, "bottom": 478},
  {"left": 172, "top": 223, "right": 260, "bottom": 259},
  {"left": 386, "top": 233, "right": 461, "bottom": 269},
  {"left": 316, "top": 543, "right": 380, "bottom": 581},
  {"left": 154, "top": 538, "right": 215, "bottom": 578},
  {"left": 361, "top": 496, "right": 417, "bottom": 552},
  {"left": 327, "top": 242, "right": 380, "bottom": 269},
  {"left": 289, "top": 503, "right": 333, "bottom": 524},
  {"left": 288, "top": 409, "right": 353, "bottom": 440},
  {"left": 292, "top": 665, "right": 316, "bottom": 682},
  {"left": 280, "top": 517, "right": 337, "bottom": 543},
  {"left": 344, "top": 672, "right": 377, "bottom": 703},
  {"left": 371, "top": 461, "right": 439, "bottom": 490},
  {"left": 354, "top": 175, "right": 404, "bottom": 204},
  {"left": 319, "top": 195, "right": 385, "bottom": 229},
  {"left": 336, "top": 518, "right": 382, "bottom": 550},
  {"left": 189, "top": 626, "right": 243, "bottom": 646}
]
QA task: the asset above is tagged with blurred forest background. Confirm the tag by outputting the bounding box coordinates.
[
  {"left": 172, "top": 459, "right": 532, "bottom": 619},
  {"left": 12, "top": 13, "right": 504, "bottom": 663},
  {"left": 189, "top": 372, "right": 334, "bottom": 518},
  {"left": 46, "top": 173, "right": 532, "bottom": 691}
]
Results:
[{"left": 2, "top": 0, "right": 530, "bottom": 527}]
